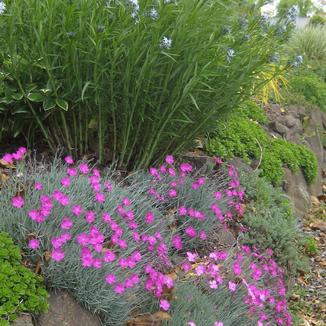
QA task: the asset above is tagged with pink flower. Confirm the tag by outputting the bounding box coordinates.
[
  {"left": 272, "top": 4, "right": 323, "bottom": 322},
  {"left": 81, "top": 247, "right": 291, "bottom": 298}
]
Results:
[
  {"left": 72, "top": 205, "right": 83, "bottom": 216},
  {"left": 61, "top": 217, "right": 73, "bottom": 230},
  {"left": 92, "top": 258, "right": 102, "bottom": 269},
  {"left": 188, "top": 322, "right": 196, "bottom": 326},
  {"left": 232, "top": 262, "right": 242, "bottom": 276},
  {"left": 85, "top": 211, "right": 95, "bottom": 223},
  {"left": 179, "top": 206, "right": 187, "bottom": 216},
  {"left": 214, "top": 322, "right": 224, "bottom": 326},
  {"left": 95, "top": 192, "right": 105, "bottom": 203},
  {"left": 104, "top": 181, "right": 112, "bottom": 191},
  {"left": 11, "top": 196, "right": 25, "bottom": 208},
  {"left": 122, "top": 197, "right": 131, "bottom": 206},
  {"left": 79, "top": 163, "right": 89, "bottom": 174},
  {"left": 105, "top": 273, "right": 116, "bottom": 284},
  {"left": 195, "top": 264, "right": 205, "bottom": 276},
  {"left": 67, "top": 167, "right": 77, "bottom": 177},
  {"left": 168, "top": 167, "right": 176, "bottom": 177},
  {"left": 165, "top": 155, "right": 174, "bottom": 165},
  {"left": 145, "top": 211, "right": 154, "bottom": 224},
  {"left": 60, "top": 177, "right": 71, "bottom": 187},
  {"left": 64, "top": 156, "right": 74, "bottom": 164},
  {"left": 28, "top": 239, "right": 40, "bottom": 250},
  {"left": 172, "top": 235, "right": 183, "bottom": 250},
  {"left": 185, "top": 226, "right": 197, "bottom": 238},
  {"left": 114, "top": 283, "right": 125, "bottom": 295},
  {"left": 214, "top": 191, "right": 222, "bottom": 200},
  {"left": 2, "top": 153, "right": 13, "bottom": 164},
  {"left": 51, "top": 249, "right": 65, "bottom": 262},
  {"left": 228, "top": 281, "right": 236, "bottom": 292},
  {"left": 209, "top": 280, "right": 218, "bottom": 289},
  {"left": 168, "top": 189, "right": 177, "bottom": 198},
  {"left": 186, "top": 252, "right": 198, "bottom": 262},
  {"left": 159, "top": 299, "right": 170, "bottom": 311},
  {"left": 199, "top": 231, "right": 207, "bottom": 240},
  {"left": 103, "top": 250, "right": 116, "bottom": 263},
  {"left": 180, "top": 163, "right": 192, "bottom": 173},
  {"left": 34, "top": 182, "right": 43, "bottom": 190}
]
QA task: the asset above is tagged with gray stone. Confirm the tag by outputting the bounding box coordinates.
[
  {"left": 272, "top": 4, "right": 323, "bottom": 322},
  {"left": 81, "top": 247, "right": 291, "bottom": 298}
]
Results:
[
  {"left": 37, "top": 291, "right": 101, "bottom": 326},
  {"left": 284, "top": 115, "right": 300, "bottom": 129},
  {"left": 269, "top": 121, "right": 288, "bottom": 136},
  {"left": 12, "top": 315, "right": 34, "bottom": 326}
]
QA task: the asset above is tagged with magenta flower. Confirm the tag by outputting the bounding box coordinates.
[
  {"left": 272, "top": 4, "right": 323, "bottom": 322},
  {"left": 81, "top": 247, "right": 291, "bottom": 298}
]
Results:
[
  {"left": 95, "top": 192, "right": 105, "bottom": 203},
  {"left": 165, "top": 155, "right": 174, "bottom": 165},
  {"left": 159, "top": 299, "right": 170, "bottom": 311},
  {"left": 61, "top": 217, "right": 73, "bottom": 230},
  {"left": 28, "top": 239, "right": 40, "bottom": 250},
  {"left": 85, "top": 210, "right": 96, "bottom": 223},
  {"left": 168, "top": 167, "right": 176, "bottom": 177},
  {"left": 79, "top": 163, "right": 89, "bottom": 174},
  {"left": 185, "top": 226, "right": 197, "bottom": 238},
  {"left": 209, "top": 280, "right": 218, "bottom": 289},
  {"left": 67, "top": 167, "right": 77, "bottom": 177},
  {"left": 103, "top": 250, "right": 116, "bottom": 263},
  {"left": 145, "top": 211, "right": 154, "bottom": 224},
  {"left": 214, "top": 322, "right": 224, "bottom": 326},
  {"left": 186, "top": 252, "right": 198, "bottom": 262},
  {"left": 104, "top": 181, "right": 113, "bottom": 191},
  {"left": 168, "top": 189, "right": 177, "bottom": 198},
  {"left": 64, "top": 156, "right": 74, "bottom": 164},
  {"left": 72, "top": 205, "right": 83, "bottom": 216},
  {"left": 228, "top": 281, "right": 236, "bottom": 292},
  {"left": 179, "top": 206, "right": 187, "bottom": 216},
  {"left": 114, "top": 283, "right": 125, "bottom": 295},
  {"left": 60, "top": 177, "right": 71, "bottom": 187},
  {"left": 34, "top": 182, "right": 43, "bottom": 190},
  {"left": 11, "top": 196, "right": 25, "bottom": 208},
  {"left": 195, "top": 264, "right": 205, "bottom": 276},
  {"left": 214, "top": 191, "right": 222, "bottom": 200},
  {"left": 180, "top": 162, "right": 192, "bottom": 173},
  {"left": 172, "top": 235, "right": 183, "bottom": 250},
  {"left": 92, "top": 258, "right": 102, "bottom": 269},
  {"left": 105, "top": 273, "right": 116, "bottom": 285},
  {"left": 2, "top": 153, "right": 13, "bottom": 164},
  {"left": 199, "top": 231, "right": 207, "bottom": 240},
  {"left": 51, "top": 249, "right": 65, "bottom": 262}
]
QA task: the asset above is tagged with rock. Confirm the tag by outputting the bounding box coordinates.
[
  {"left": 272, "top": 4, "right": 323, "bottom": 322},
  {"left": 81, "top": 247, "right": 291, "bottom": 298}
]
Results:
[
  {"left": 12, "top": 315, "right": 34, "bottom": 326},
  {"left": 310, "top": 220, "right": 326, "bottom": 232},
  {"left": 284, "top": 115, "right": 300, "bottom": 128},
  {"left": 37, "top": 291, "right": 101, "bottom": 326},
  {"left": 311, "top": 196, "right": 321, "bottom": 206},
  {"left": 283, "top": 168, "right": 311, "bottom": 219},
  {"left": 269, "top": 121, "right": 288, "bottom": 136},
  {"left": 182, "top": 152, "right": 216, "bottom": 174}
]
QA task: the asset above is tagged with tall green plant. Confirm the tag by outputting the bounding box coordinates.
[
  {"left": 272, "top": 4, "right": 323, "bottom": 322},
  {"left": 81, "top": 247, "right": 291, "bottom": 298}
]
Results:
[{"left": 0, "top": 0, "right": 286, "bottom": 169}]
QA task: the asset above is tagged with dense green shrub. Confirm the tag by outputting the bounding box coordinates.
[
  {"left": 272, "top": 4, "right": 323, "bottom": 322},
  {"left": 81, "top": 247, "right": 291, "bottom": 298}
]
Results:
[
  {"left": 288, "top": 72, "right": 326, "bottom": 111},
  {"left": 205, "top": 104, "right": 318, "bottom": 185},
  {"left": 0, "top": 0, "right": 288, "bottom": 169},
  {"left": 286, "top": 25, "right": 326, "bottom": 62},
  {"left": 277, "top": 0, "right": 313, "bottom": 18},
  {"left": 309, "top": 14, "right": 326, "bottom": 27},
  {"left": 238, "top": 168, "right": 308, "bottom": 276},
  {"left": 0, "top": 232, "right": 48, "bottom": 325}
]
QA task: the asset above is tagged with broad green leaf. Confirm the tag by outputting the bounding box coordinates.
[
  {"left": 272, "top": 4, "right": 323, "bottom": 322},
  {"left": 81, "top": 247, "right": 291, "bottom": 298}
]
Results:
[
  {"left": 27, "top": 92, "right": 43, "bottom": 102},
  {"left": 43, "top": 98, "right": 56, "bottom": 111},
  {"left": 11, "top": 92, "right": 24, "bottom": 101},
  {"left": 56, "top": 98, "right": 69, "bottom": 111}
]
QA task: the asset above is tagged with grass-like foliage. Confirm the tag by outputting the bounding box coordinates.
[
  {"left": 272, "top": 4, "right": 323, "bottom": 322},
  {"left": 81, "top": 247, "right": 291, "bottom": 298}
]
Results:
[
  {"left": 205, "top": 101, "right": 318, "bottom": 185},
  {"left": 286, "top": 25, "right": 326, "bottom": 62},
  {"left": 0, "top": 232, "right": 48, "bottom": 325},
  {"left": 0, "top": 149, "right": 293, "bottom": 325},
  {"left": 238, "top": 167, "right": 308, "bottom": 276},
  {"left": 0, "top": 0, "right": 288, "bottom": 168}
]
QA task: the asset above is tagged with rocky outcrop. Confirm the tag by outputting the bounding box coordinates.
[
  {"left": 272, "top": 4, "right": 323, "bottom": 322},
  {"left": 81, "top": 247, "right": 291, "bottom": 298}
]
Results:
[{"left": 266, "top": 104, "right": 326, "bottom": 217}]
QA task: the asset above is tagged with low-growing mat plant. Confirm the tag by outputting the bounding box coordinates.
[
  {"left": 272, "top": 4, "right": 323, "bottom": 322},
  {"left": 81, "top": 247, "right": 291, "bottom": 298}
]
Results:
[
  {"left": 0, "top": 0, "right": 290, "bottom": 169},
  {"left": 0, "top": 149, "right": 292, "bottom": 325}
]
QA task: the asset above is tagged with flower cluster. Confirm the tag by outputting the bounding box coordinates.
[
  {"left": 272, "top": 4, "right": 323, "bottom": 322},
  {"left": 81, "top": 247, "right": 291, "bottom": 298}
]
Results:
[{"left": 4, "top": 149, "right": 290, "bottom": 325}]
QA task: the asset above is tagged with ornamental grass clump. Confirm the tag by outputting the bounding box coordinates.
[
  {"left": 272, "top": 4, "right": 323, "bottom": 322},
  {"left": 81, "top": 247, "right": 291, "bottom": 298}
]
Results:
[
  {"left": 0, "top": 0, "right": 288, "bottom": 168},
  {"left": 0, "top": 149, "right": 291, "bottom": 325}
]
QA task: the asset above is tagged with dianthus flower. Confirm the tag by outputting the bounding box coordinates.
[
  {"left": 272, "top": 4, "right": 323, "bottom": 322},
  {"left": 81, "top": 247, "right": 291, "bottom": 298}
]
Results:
[
  {"left": 11, "top": 196, "right": 25, "bottom": 208},
  {"left": 28, "top": 239, "right": 40, "bottom": 250}
]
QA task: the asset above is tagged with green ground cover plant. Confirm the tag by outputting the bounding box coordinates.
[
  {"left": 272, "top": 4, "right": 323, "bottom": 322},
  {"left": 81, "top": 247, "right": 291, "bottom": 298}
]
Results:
[
  {"left": 0, "top": 232, "right": 48, "bottom": 325},
  {"left": 238, "top": 167, "right": 308, "bottom": 276},
  {"left": 205, "top": 101, "right": 318, "bottom": 185},
  {"left": 0, "top": 0, "right": 289, "bottom": 169}
]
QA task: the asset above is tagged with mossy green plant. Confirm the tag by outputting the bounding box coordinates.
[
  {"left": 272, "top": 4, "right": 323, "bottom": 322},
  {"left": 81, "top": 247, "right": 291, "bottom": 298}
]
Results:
[
  {"left": 206, "top": 102, "right": 318, "bottom": 185},
  {"left": 0, "top": 232, "right": 48, "bottom": 324}
]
